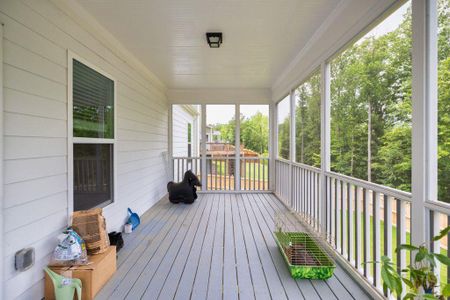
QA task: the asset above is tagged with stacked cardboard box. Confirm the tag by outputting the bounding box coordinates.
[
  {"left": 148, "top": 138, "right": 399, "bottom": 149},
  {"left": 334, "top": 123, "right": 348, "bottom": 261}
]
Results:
[
  {"left": 45, "top": 246, "right": 116, "bottom": 300},
  {"left": 71, "top": 208, "right": 110, "bottom": 255}
]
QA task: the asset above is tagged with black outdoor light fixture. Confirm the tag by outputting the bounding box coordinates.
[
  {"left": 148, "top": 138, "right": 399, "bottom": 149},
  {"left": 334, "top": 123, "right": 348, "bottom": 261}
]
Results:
[{"left": 206, "top": 32, "right": 222, "bottom": 48}]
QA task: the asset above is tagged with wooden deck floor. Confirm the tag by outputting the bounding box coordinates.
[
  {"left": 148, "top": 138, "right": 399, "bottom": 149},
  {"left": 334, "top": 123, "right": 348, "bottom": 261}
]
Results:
[{"left": 96, "top": 193, "right": 372, "bottom": 300}]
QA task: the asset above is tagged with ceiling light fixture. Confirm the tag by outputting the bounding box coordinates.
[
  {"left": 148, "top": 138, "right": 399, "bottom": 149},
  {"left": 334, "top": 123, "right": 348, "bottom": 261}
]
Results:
[{"left": 206, "top": 32, "right": 222, "bottom": 48}]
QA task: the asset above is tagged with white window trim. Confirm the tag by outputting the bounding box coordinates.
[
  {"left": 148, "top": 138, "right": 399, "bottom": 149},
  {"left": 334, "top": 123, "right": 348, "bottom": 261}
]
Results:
[{"left": 67, "top": 50, "right": 117, "bottom": 221}]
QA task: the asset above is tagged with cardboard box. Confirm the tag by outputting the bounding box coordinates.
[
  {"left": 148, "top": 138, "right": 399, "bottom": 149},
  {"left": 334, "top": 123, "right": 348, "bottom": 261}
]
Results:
[
  {"left": 72, "top": 208, "right": 110, "bottom": 255},
  {"left": 45, "top": 246, "right": 116, "bottom": 300}
]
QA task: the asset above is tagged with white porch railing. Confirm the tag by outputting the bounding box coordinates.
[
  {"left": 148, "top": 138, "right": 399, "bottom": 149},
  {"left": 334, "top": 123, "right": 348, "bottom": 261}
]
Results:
[
  {"left": 172, "top": 156, "right": 202, "bottom": 184},
  {"left": 240, "top": 157, "right": 269, "bottom": 191},
  {"left": 172, "top": 156, "right": 269, "bottom": 191},
  {"left": 275, "top": 158, "right": 414, "bottom": 294}
]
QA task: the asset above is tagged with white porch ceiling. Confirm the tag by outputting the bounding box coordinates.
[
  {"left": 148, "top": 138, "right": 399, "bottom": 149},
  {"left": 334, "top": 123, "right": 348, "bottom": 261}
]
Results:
[{"left": 75, "top": 0, "right": 340, "bottom": 89}]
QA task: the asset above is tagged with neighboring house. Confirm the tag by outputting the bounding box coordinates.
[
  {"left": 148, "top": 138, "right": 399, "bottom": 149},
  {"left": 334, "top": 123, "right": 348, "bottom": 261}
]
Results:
[
  {"left": 205, "top": 125, "right": 213, "bottom": 143},
  {"left": 172, "top": 105, "right": 200, "bottom": 157}
]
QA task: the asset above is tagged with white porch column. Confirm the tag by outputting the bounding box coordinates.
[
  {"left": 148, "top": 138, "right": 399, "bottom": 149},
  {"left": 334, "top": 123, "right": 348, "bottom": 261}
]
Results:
[
  {"left": 270, "top": 103, "right": 277, "bottom": 191},
  {"left": 411, "top": 0, "right": 438, "bottom": 246},
  {"left": 289, "top": 90, "right": 296, "bottom": 207},
  {"left": 290, "top": 90, "right": 296, "bottom": 164},
  {"left": 168, "top": 104, "right": 174, "bottom": 181},
  {"left": 320, "top": 62, "right": 331, "bottom": 233},
  {"left": 235, "top": 105, "right": 240, "bottom": 191},
  {"left": 201, "top": 104, "right": 207, "bottom": 188}
]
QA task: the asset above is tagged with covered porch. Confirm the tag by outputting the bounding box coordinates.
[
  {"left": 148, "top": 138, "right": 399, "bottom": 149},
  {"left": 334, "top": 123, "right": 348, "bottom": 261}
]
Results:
[
  {"left": 0, "top": 0, "right": 448, "bottom": 299},
  {"left": 96, "top": 193, "right": 370, "bottom": 300}
]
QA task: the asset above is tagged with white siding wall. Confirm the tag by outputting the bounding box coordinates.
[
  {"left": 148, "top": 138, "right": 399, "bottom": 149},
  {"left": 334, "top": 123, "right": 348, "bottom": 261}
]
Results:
[
  {"left": 0, "top": 0, "right": 169, "bottom": 299},
  {"left": 172, "top": 105, "right": 199, "bottom": 157}
]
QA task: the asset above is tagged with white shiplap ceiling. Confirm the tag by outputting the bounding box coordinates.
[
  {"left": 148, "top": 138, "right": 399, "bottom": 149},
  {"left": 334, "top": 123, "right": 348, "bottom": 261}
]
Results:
[{"left": 75, "top": 0, "right": 340, "bottom": 89}]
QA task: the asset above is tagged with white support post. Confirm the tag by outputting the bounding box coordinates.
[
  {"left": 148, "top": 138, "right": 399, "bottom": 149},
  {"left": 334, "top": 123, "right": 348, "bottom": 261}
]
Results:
[
  {"left": 290, "top": 90, "right": 296, "bottom": 163},
  {"left": 235, "top": 105, "right": 241, "bottom": 191},
  {"left": 290, "top": 90, "right": 296, "bottom": 204},
  {"left": 320, "top": 62, "right": 331, "bottom": 233},
  {"left": 432, "top": 211, "right": 441, "bottom": 283},
  {"left": 168, "top": 104, "right": 174, "bottom": 181},
  {"left": 397, "top": 200, "right": 407, "bottom": 298},
  {"left": 269, "top": 103, "right": 277, "bottom": 191},
  {"left": 201, "top": 104, "right": 207, "bottom": 188},
  {"left": 411, "top": 0, "right": 438, "bottom": 247}
]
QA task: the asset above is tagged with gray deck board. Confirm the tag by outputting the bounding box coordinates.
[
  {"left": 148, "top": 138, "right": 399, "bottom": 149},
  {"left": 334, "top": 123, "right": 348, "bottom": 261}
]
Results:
[
  {"left": 190, "top": 194, "right": 220, "bottom": 299},
  {"left": 206, "top": 194, "right": 225, "bottom": 300},
  {"left": 140, "top": 194, "right": 209, "bottom": 299},
  {"left": 235, "top": 195, "right": 272, "bottom": 300},
  {"left": 257, "top": 194, "right": 322, "bottom": 299},
  {"left": 125, "top": 197, "right": 206, "bottom": 299},
  {"left": 261, "top": 193, "right": 370, "bottom": 300},
  {"left": 97, "top": 193, "right": 373, "bottom": 300},
  {"left": 174, "top": 194, "right": 218, "bottom": 300},
  {"left": 245, "top": 193, "right": 308, "bottom": 300},
  {"left": 230, "top": 195, "right": 256, "bottom": 300},
  {"left": 223, "top": 194, "right": 239, "bottom": 300},
  {"left": 159, "top": 194, "right": 214, "bottom": 299}
]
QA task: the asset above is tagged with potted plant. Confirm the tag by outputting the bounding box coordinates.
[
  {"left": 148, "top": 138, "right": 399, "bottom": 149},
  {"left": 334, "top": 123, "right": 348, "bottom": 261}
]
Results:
[{"left": 373, "top": 226, "right": 450, "bottom": 299}]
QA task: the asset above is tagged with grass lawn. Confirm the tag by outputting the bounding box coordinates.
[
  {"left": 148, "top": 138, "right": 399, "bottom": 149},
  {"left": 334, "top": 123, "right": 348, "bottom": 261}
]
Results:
[{"left": 212, "top": 160, "right": 268, "bottom": 179}]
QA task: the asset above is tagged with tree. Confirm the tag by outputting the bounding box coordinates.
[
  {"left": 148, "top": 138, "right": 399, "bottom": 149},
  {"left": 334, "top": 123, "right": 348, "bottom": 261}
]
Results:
[
  {"left": 330, "top": 3, "right": 412, "bottom": 190},
  {"left": 438, "top": 0, "right": 450, "bottom": 202},
  {"left": 278, "top": 117, "right": 290, "bottom": 159},
  {"left": 212, "top": 112, "right": 270, "bottom": 156},
  {"left": 295, "top": 71, "right": 321, "bottom": 167},
  {"left": 241, "top": 112, "right": 269, "bottom": 155}
]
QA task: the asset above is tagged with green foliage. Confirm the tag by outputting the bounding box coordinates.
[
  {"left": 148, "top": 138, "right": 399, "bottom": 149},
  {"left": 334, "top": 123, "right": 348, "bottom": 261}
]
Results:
[
  {"left": 295, "top": 70, "right": 321, "bottom": 167},
  {"left": 373, "top": 226, "right": 450, "bottom": 299},
  {"left": 214, "top": 119, "right": 235, "bottom": 144},
  {"left": 241, "top": 112, "right": 269, "bottom": 155},
  {"left": 275, "top": 0, "right": 450, "bottom": 203},
  {"left": 278, "top": 118, "right": 290, "bottom": 159},
  {"left": 330, "top": 4, "right": 412, "bottom": 185},
  {"left": 438, "top": 0, "right": 450, "bottom": 202},
  {"left": 212, "top": 111, "right": 269, "bottom": 155},
  {"left": 73, "top": 105, "right": 114, "bottom": 138}
]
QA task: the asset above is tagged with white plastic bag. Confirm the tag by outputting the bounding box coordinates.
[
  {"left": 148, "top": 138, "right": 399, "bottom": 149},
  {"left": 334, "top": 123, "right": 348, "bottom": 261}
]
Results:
[{"left": 49, "top": 228, "right": 88, "bottom": 266}]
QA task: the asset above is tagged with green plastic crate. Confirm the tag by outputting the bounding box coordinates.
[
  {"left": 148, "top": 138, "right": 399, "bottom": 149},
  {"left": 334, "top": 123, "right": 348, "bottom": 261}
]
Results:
[{"left": 274, "top": 231, "right": 336, "bottom": 279}]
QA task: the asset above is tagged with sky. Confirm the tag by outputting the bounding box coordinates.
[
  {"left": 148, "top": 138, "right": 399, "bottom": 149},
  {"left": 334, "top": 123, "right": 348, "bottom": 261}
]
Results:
[
  {"left": 206, "top": 104, "right": 269, "bottom": 125},
  {"left": 364, "top": 2, "right": 409, "bottom": 39}
]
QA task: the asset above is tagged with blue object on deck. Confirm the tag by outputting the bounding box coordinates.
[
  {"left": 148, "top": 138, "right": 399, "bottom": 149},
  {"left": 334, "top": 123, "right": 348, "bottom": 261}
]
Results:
[{"left": 127, "top": 208, "right": 140, "bottom": 230}]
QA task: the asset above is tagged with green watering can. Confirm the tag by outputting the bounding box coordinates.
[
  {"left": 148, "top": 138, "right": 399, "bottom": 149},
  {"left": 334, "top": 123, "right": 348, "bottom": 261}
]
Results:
[{"left": 44, "top": 267, "right": 82, "bottom": 300}]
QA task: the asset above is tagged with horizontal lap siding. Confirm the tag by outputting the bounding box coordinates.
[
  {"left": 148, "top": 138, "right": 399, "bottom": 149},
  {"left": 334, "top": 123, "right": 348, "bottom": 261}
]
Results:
[
  {"left": 0, "top": 0, "right": 168, "bottom": 299},
  {"left": 172, "top": 105, "right": 195, "bottom": 157}
]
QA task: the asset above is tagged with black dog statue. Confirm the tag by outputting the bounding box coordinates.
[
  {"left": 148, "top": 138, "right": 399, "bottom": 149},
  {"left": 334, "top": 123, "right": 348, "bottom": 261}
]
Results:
[{"left": 167, "top": 170, "right": 202, "bottom": 204}]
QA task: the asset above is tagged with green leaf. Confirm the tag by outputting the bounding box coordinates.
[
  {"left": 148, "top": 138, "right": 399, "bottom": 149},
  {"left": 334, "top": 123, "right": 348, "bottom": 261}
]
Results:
[
  {"left": 403, "top": 292, "right": 417, "bottom": 300},
  {"left": 380, "top": 261, "right": 402, "bottom": 297},
  {"left": 415, "top": 246, "right": 428, "bottom": 263},
  {"left": 396, "top": 244, "right": 419, "bottom": 252},
  {"left": 425, "top": 253, "right": 437, "bottom": 267},
  {"left": 434, "top": 253, "right": 450, "bottom": 266},
  {"left": 432, "top": 226, "right": 450, "bottom": 241},
  {"left": 415, "top": 251, "right": 426, "bottom": 262},
  {"left": 402, "top": 277, "right": 414, "bottom": 289}
]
